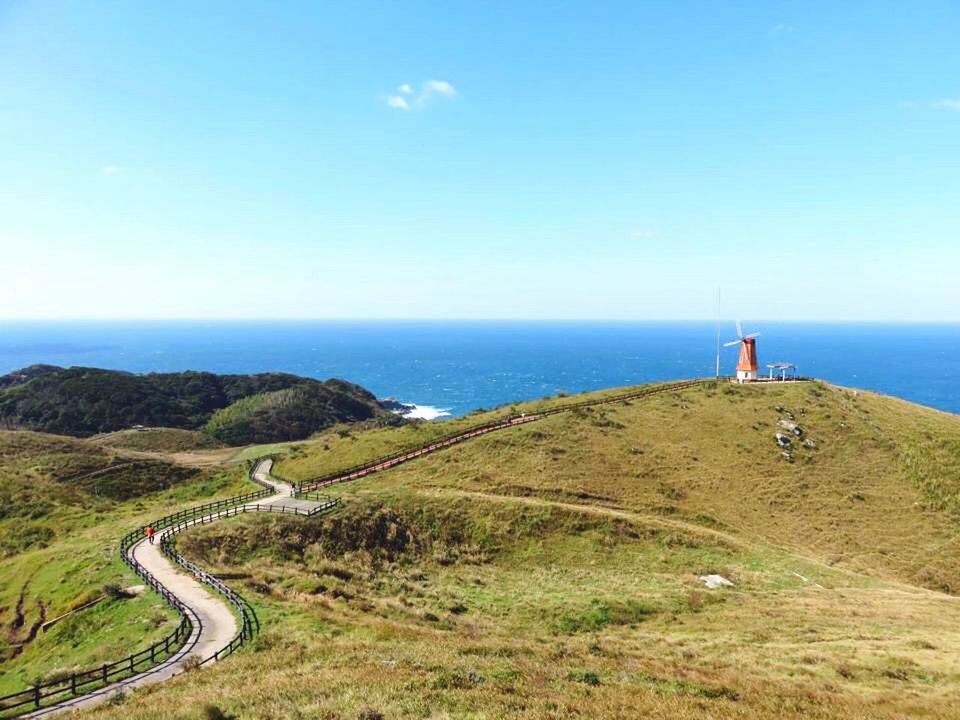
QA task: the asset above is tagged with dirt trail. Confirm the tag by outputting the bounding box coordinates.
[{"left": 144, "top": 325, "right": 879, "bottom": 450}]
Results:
[
  {"left": 422, "top": 487, "right": 750, "bottom": 546},
  {"left": 425, "top": 487, "right": 959, "bottom": 600}
]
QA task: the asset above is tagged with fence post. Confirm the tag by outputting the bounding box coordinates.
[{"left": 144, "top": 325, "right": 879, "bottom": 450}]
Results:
[
  {"left": 71, "top": 673, "right": 77, "bottom": 695},
  {"left": 102, "top": 663, "right": 108, "bottom": 684},
  {"left": 34, "top": 684, "right": 40, "bottom": 709}
]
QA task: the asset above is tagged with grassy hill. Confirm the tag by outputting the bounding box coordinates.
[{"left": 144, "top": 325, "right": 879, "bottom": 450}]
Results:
[
  {"left": 0, "top": 430, "right": 253, "bottom": 695},
  {"left": 0, "top": 430, "right": 201, "bottom": 556},
  {"left": 67, "top": 380, "right": 960, "bottom": 720},
  {"left": 0, "top": 365, "right": 389, "bottom": 444},
  {"left": 89, "top": 427, "right": 226, "bottom": 453}
]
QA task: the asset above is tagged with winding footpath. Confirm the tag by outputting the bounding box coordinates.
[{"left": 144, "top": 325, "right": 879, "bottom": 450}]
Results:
[
  {"left": 14, "top": 378, "right": 711, "bottom": 717},
  {"left": 18, "top": 461, "right": 318, "bottom": 718}
]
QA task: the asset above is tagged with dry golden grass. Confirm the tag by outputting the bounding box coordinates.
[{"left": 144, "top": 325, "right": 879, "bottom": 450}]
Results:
[
  {"left": 74, "top": 380, "right": 960, "bottom": 719},
  {"left": 299, "top": 381, "right": 960, "bottom": 590},
  {"left": 88, "top": 428, "right": 225, "bottom": 453}
]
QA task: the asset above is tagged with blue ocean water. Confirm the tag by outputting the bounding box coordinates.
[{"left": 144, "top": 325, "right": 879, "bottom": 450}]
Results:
[{"left": 0, "top": 321, "right": 957, "bottom": 416}]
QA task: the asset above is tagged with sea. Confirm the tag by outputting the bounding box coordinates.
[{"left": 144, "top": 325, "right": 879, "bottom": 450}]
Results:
[{"left": 0, "top": 321, "right": 957, "bottom": 417}]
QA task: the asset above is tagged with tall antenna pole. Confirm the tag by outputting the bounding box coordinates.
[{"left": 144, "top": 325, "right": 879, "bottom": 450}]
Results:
[{"left": 715, "top": 287, "right": 721, "bottom": 380}]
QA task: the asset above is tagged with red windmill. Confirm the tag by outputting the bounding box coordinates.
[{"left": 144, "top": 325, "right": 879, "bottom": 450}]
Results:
[{"left": 723, "top": 320, "right": 761, "bottom": 382}]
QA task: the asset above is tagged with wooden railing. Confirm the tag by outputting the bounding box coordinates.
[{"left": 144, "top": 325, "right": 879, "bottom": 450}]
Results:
[
  {"left": 0, "top": 610, "right": 192, "bottom": 717},
  {"left": 1, "top": 377, "right": 724, "bottom": 717},
  {"left": 0, "top": 464, "right": 329, "bottom": 718},
  {"left": 158, "top": 495, "right": 340, "bottom": 666},
  {"left": 294, "top": 378, "right": 711, "bottom": 495}
]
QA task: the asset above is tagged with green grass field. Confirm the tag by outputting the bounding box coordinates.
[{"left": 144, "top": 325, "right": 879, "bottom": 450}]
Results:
[
  {"left": 57, "top": 380, "right": 960, "bottom": 720},
  {"left": 88, "top": 428, "right": 226, "bottom": 453},
  {"left": 0, "top": 431, "right": 253, "bottom": 695}
]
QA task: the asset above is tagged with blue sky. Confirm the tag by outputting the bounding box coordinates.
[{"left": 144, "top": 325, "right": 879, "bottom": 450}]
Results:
[{"left": 1, "top": 1, "right": 958, "bottom": 320}]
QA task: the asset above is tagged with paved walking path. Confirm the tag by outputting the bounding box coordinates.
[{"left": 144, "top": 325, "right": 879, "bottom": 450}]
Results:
[
  {"left": 21, "top": 459, "right": 311, "bottom": 718},
  {"left": 20, "top": 379, "right": 715, "bottom": 717}
]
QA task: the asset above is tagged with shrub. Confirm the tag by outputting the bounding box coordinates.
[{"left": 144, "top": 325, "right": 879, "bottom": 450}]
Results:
[
  {"left": 204, "top": 706, "right": 238, "bottom": 720},
  {"left": 556, "top": 598, "right": 655, "bottom": 633},
  {"left": 433, "top": 670, "right": 483, "bottom": 689},
  {"left": 103, "top": 583, "right": 135, "bottom": 600},
  {"left": 567, "top": 670, "right": 601, "bottom": 686}
]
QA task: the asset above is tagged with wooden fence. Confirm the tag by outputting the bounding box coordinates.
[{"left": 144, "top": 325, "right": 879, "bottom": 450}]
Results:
[{"left": 0, "top": 465, "right": 334, "bottom": 717}]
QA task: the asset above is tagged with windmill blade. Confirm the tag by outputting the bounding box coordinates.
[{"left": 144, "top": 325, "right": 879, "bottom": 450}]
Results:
[
  {"left": 736, "top": 319, "right": 743, "bottom": 338},
  {"left": 723, "top": 339, "right": 741, "bottom": 347},
  {"left": 743, "top": 332, "right": 761, "bottom": 340}
]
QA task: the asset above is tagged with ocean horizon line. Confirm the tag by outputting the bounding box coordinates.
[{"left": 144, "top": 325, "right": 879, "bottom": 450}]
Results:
[{"left": 2, "top": 318, "right": 959, "bottom": 325}]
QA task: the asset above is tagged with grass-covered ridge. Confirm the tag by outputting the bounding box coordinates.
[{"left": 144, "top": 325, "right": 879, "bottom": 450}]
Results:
[
  {"left": 0, "top": 430, "right": 200, "bottom": 556},
  {"left": 88, "top": 427, "right": 225, "bottom": 453},
  {"left": 0, "top": 365, "right": 390, "bottom": 444},
  {"left": 269, "top": 381, "right": 960, "bottom": 592},
  {"left": 72, "top": 380, "right": 960, "bottom": 720},
  {"left": 0, "top": 429, "right": 254, "bottom": 695}
]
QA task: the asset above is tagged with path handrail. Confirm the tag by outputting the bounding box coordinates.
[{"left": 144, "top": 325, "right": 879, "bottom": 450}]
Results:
[
  {"left": 294, "top": 378, "right": 712, "bottom": 494},
  {"left": 158, "top": 496, "right": 340, "bottom": 665},
  {"left": 2, "top": 377, "right": 723, "bottom": 717},
  {"left": 0, "top": 463, "right": 294, "bottom": 718}
]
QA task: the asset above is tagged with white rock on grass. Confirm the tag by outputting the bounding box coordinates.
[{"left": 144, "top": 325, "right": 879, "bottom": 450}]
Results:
[
  {"left": 699, "top": 574, "right": 734, "bottom": 589},
  {"left": 779, "top": 419, "right": 804, "bottom": 436}
]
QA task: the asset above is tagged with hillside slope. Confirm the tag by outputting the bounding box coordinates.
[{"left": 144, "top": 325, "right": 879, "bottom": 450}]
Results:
[
  {"left": 71, "top": 380, "right": 960, "bottom": 720},
  {"left": 275, "top": 380, "right": 960, "bottom": 592},
  {"left": 88, "top": 427, "right": 225, "bottom": 453},
  {"left": 0, "top": 365, "right": 389, "bottom": 443},
  {"left": 0, "top": 430, "right": 199, "bottom": 556},
  {"left": 0, "top": 429, "right": 256, "bottom": 696}
]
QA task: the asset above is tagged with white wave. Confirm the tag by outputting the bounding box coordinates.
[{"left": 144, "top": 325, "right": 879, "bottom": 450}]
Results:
[{"left": 395, "top": 403, "right": 452, "bottom": 420}]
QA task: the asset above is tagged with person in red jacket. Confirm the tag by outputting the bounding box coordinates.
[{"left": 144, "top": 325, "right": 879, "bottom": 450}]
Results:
[{"left": 145, "top": 525, "right": 155, "bottom": 545}]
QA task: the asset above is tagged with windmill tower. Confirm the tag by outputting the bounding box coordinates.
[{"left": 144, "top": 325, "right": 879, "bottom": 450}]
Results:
[{"left": 724, "top": 321, "right": 761, "bottom": 383}]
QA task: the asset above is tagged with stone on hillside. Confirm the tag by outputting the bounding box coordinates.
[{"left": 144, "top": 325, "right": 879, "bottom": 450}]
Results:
[
  {"left": 778, "top": 419, "right": 804, "bottom": 436},
  {"left": 699, "top": 574, "right": 734, "bottom": 589},
  {"left": 775, "top": 432, "right": 792, "bottom": 447}
]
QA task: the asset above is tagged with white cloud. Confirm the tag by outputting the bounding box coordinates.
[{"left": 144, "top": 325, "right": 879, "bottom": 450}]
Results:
[
  {"left": 384, "top": 79, "right": 457, "bottom": 111},
  {"left": 932, "top": 99, "right": 960, "bottom": 111},
  {"left": 101, "top": 165, "right": 122, "bottom": 175},
  {"left": 422, "top": 80, "right": 456, "bottom": 98}
]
